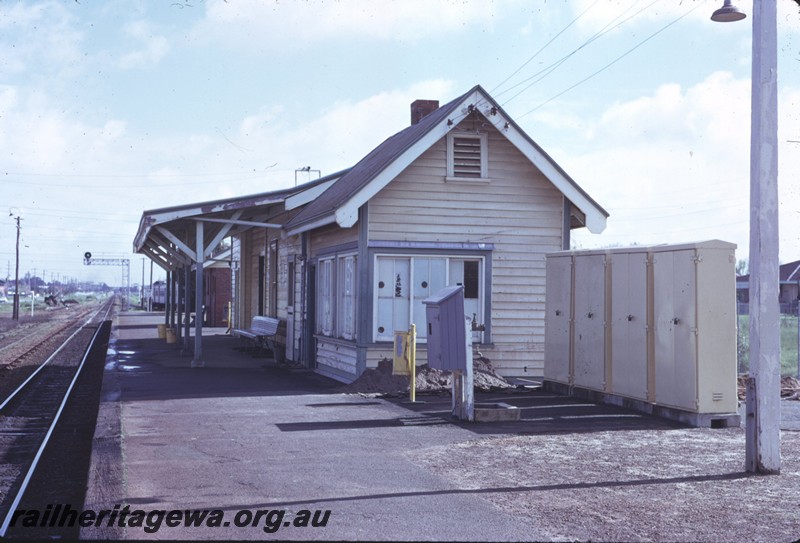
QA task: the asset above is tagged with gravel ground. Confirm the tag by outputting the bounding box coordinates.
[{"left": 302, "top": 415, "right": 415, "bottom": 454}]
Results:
[{"left": 411, "top": 426, "right": 800, "bottom": 542}]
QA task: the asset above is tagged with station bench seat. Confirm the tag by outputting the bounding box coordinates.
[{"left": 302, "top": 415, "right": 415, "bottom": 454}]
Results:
[{"left": 231, "top": 315, "right": 280, "bottom": 355}]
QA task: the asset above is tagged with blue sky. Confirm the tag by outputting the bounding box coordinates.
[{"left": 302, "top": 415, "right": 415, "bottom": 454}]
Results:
[{"left": 1, "top": 0, "right": 799, "bottom": 287}]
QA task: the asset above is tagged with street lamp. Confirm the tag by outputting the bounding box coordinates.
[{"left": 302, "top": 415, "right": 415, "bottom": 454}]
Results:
[
  {"left": 710, "top": 0, "right": 746, "bottom": 22},
  {"left": 711, "top": 1, "right": 780, "bottom": 474}
]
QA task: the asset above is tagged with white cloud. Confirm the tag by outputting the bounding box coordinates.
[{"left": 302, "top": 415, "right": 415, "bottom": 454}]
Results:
[
  {"left": 194, "top": 0, "right": 514, "bottom": 50},
  {"left": 116, "top": 20, "right": 170, "bottom": 69},
  {"left": 566, "top": 70, "right": 799, "bottom": 262},
  {"left": 592, "top": 71, "right": 750, "bottom": 147},
  {"left": 271, "top": 79, "right": 457, "bottom": 170},
  {"left": 0, "top": 1, "right": 84, "bottom": 78},
  {"left": 183, "top": 79, "right": 461, "bottom": 192}
]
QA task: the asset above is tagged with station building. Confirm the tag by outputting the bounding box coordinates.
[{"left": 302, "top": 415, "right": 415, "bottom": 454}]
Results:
[{"left": 133, "top": 85, "right": 607, "bottom": 381}]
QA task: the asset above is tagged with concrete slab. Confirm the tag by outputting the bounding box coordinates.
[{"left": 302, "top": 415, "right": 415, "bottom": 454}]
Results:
[{"left": 110, "top": 311, "right": 268, "bottom": 370}]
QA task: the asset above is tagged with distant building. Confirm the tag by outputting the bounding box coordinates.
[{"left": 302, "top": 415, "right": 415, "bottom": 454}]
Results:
[{"left": 737, "top": 259, "right": 800, "bottom": 314}]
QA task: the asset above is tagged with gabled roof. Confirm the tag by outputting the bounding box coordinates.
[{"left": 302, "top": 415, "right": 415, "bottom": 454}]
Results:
[
  {"left": 133, "top": 170, "right": 347, "bottom": 270},
  {"left": 782, "top": 260, "right": 800, "bottom": 283},
  {"left": 737, "top": 259, "right": 800, "bottom": 284},
  {"left": 284, "top": 84, "right": 608, "bottom": 236}
]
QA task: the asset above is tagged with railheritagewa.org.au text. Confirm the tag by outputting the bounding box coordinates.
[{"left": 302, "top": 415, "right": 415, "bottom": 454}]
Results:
[{"left": 11, "top": 504, "right": 331, "bottom": 534}]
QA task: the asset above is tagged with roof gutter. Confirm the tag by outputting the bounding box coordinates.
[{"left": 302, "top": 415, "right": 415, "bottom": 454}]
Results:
[{"left": 284, "top": 213, "right": 338, "bottom": 238}]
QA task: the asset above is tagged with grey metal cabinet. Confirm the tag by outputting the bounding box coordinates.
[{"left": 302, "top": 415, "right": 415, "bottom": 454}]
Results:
[
  {"left": 544, "top": 240, "right": 738, "bottom": 417},
  {"left": 544, "top": 254, "right": 573, "bottom": 385},
  {"left": 653, "top": 249, "right": 699, "bottom": 410},
  {"left": 652, "top": 242, "right": 737, "bottom": 413},
  {"left": 573, "top": 252, "right": 608, "bottom": 392},
  {"left": 610, "top": 250, "right": 649, "bottom": 401}
]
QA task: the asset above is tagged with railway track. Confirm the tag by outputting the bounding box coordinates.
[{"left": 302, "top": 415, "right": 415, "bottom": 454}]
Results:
[
  {"left": 0, "top": 298, "right": 115, "bottom": 537},
  {"left": 0, "top": 305, "right": 98, "bottom": 369}
]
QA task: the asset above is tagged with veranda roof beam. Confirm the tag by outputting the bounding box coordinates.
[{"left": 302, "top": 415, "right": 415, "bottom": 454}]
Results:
[{"left": 155, "top": 226, "right": 197, "bottom": 261}]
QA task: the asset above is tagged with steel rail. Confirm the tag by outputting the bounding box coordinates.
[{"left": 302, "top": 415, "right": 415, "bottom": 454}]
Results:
[
  {"left": 0, "top": 306, "right": 96, "bottom": 360},
  {"left": 0, "top": 298, "right": 114, "bottom": 537},
  {"left": 0, "top": 313, "right": 96, "bottom": 413}
]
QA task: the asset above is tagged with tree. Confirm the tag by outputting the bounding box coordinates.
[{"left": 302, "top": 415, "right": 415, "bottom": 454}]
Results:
[{"left": 736, "top": 259, "right": 749, "bottom": 277}]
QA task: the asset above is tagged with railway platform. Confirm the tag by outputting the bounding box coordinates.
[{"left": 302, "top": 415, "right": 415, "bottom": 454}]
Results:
[
  {"left": 79, "top": 311, "right": 800, "bottom": 541},
  {"left": 84, "top": 311, "right": 549, "bottom": 540}
]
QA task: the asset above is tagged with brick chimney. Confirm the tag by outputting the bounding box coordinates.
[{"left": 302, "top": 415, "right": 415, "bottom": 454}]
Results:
[{"left": 410, "top": 99, "right": 439, "bottom": 125}]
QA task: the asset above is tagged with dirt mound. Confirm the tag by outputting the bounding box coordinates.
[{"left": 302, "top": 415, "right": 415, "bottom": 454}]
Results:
[
  {"left": 737, "top": 374, "right": 800, "bottom": 401},
  {"left": 339, "top": 355, "right": 516, "bottom": 396}
]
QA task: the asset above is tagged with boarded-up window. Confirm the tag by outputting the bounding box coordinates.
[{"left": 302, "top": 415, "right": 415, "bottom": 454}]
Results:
[
  {"left": 287, "top": 260, "right": 295, "bottom": 307},
  {"left": 375, "top": 256, "right": 484, "bottom": 343},
  {"left": 318, "top": 258, "right": 333, "bottom": 336},
  {"left": 317, "top": 253, "right": 357, "bottom": 340},
  {"left": 338, "top": 255, "right": 357, "bottom": 340}
]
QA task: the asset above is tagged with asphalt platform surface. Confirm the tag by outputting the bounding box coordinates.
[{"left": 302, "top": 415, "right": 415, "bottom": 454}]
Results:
[{"left": 78, "top": 312, "right": 800, "bottom": 541}]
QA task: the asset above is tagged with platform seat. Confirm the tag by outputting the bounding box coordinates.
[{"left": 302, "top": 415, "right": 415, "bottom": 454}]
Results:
[{"left": 231, "top": 315, "right": 280, "bottom": 355}]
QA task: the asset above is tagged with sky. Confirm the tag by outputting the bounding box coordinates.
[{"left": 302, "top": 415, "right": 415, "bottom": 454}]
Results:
[{"left": 1, "top": 0, "right": 799, "bottom": 287}]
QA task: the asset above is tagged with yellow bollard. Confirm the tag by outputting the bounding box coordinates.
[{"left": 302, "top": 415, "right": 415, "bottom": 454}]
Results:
[{"left": 392, "top": 326, "right": 418, "bottom": 403}]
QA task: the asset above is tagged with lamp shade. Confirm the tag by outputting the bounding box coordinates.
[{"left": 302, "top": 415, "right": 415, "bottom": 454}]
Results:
[{"left": 711, "top": 0, "right": 746, "bottom": 22}]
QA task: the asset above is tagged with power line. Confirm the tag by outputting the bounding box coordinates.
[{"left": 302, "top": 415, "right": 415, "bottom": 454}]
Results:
[
  {"left": 612, "top": 195, "right": 746, "bottom": 212},
  {"left": 2, "top": 175, "right": 284, "bottom": 189},
  {"left": 496, "top": 0, "right": 653, "bottom": 106},
  {"left": 577, "top": 218, "right": 747, "bottom": 238},
  {"left": 490, "top": 0, "right": 601, "bottom": 95},
  {"left": 20, "top": 210, "right": 139, "bottom": 223},
  {"left": 3, "top": 166, "right": 285, "bottom": 178},
  {"left": 611, "top": 203, "right": 746, "bottom": 221},
  {"left": 516, "top": 1, "right": 705, "bottom": 120}
]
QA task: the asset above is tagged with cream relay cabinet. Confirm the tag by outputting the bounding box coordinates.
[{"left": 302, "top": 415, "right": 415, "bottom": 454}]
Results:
[{"left": 544, "top": 240, "right": 739, "bottom": 426}]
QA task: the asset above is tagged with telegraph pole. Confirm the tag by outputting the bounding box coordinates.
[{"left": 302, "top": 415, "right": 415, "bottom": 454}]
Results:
[
  {"left": 745, "top": 0, "right": 781, "bottom": 475},
  {"left": 10, "top": 213, "right": 21, "bottom": 321}
]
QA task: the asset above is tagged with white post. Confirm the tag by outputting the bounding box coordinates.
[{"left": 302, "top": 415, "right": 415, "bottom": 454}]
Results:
[
  {"left": 464, "top": 316, "right": 474, "bottom": 421},
  {"left": 745, "top": 0, "right": 780, "bottom": 474},
  {"left": 192, "top": 220, "right": 205, "bottom": 368}
]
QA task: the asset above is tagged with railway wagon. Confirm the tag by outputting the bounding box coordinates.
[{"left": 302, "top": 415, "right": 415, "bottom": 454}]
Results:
[
  {"left": 151, "top": 280, "right": 166, "bottom": 311},
  {"left": 149, "top": 270, "right": 230, "bottom": 328}
]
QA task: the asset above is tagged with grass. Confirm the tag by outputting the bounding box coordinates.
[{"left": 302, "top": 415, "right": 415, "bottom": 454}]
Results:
[
  {"left": 0, "top": 292, "right": 110, "bottom": 319},
  {"left": 738, "top": 314, "right": 799, "bottom": 377}
]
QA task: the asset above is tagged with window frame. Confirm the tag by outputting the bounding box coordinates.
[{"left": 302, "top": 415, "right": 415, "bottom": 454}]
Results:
[{"left": 372, "top": 253, "right": 487, "bottom": 344}]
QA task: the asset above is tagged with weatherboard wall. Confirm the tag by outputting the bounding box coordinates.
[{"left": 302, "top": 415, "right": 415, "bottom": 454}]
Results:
[
  {"left": 368, "top": 126, "right": 565, "bottom": 377},
  {"left": 309, "top": 223, "right": 359, "bottom": 380}
]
